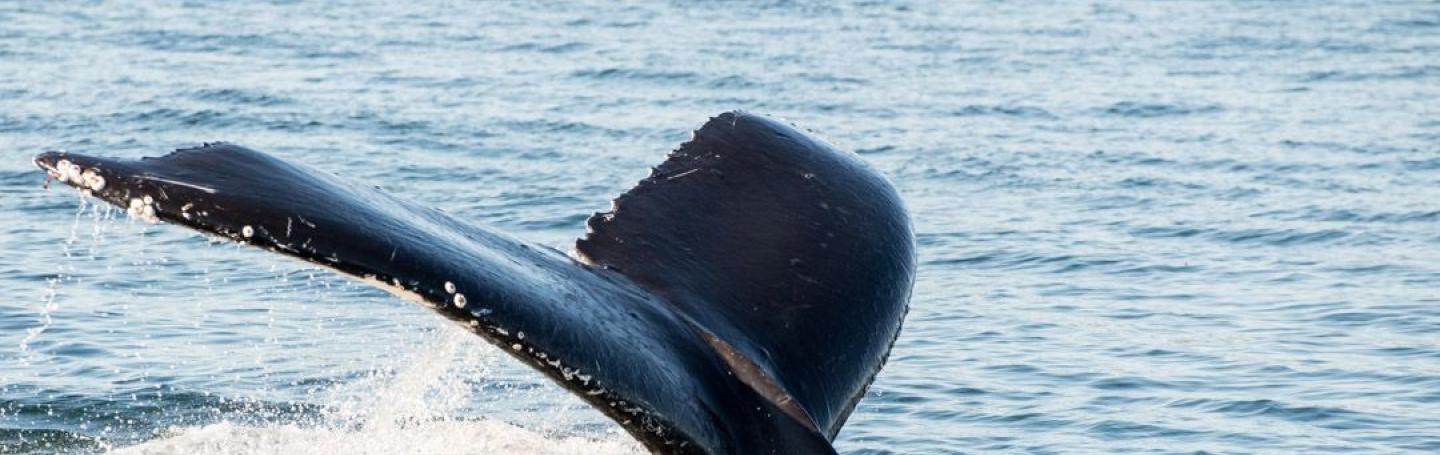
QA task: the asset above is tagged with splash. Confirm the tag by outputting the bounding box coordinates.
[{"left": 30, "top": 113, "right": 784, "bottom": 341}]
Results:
[
  {"left": 106, "top": 419, "right": 642, "bottom": 455},
  {"left": 18, "top": 195, "right": 89, "bottom": 360},
  {"left": 105, "top": 328, "right": 643, "bottom": 455}
]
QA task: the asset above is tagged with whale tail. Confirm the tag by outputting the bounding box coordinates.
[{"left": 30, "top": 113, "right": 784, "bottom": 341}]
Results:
[{"left": 34, "top": 111, "right": 914, "bottom": 454}]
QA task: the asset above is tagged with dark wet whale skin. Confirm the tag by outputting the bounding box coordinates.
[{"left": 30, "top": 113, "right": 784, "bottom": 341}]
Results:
[{"left": 33, "top": 112, "right": 915, "bottom": 455}]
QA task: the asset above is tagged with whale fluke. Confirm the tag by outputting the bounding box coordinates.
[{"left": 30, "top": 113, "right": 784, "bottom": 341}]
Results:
[{"left": 34, "top": 111, "right": 914, "bottom": 454}]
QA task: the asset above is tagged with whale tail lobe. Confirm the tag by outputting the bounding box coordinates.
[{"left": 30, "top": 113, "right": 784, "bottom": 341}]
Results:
[{"left": 578, "top": 112, "right": 914, "bottom": 438}]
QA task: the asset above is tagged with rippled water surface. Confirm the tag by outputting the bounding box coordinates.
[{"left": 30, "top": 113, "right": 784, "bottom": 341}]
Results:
[{"left": 3, "top": 1, "right": 1439, "bottom": 453}]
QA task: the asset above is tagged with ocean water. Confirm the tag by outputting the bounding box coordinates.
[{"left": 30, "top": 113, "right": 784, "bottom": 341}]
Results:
[{"left": 2, "top": 0, "right": 1438, "bottom": 453}]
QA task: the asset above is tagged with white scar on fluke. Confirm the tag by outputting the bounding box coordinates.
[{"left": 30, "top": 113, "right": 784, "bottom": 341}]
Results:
[{"left": 139, "top": 176, "right": 218, "bottom": 194}]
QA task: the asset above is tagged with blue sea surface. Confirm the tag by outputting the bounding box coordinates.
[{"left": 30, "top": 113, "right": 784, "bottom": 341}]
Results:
[{"left": 2, "top": 1, "right": 1438, "bottom": 453}]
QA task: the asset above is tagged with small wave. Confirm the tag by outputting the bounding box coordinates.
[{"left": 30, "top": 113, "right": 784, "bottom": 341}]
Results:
[
  {"left": 1371, "top": 346, "right": 1440, "bottom": 359},
  {"left": 498, "top": 42, "right": 590, "bottom": 54},
  {"left": 187, "top": 89, "right": 293, "bottom": 107},
  {"left": 924, "top": 250, "right": 1108, "bottom": 272},
  {"left": 949, "top": 104, "right": 1057, "bottom": 119},
  {"left": 1184, "top": 36, "right": 1374, "bottom": 54},
  {"left": 705, "top": 75, "right": 761, "bottom": 89},
  {"left": 0, "top": 113, "right": 92, "bottom": 134},
  {"left": 1085, "top": 419, "right": 1204, "bottom": 440},
  {"left": 904, "top": 157, "right": 1042, "bottom": 189},
  {"left": 112, "top": 30, "right": 365, "bottom": 60},
  {"left": 1088, "top": 376, "right": 1185, "bottom": 391},
  {"left": 1129, "top": 225, "right": 1350, "bottom": 247},
  {"left": 118, "top": 30, "right": 280, "bottom": 54},
  {"left": 1371, "top": 16, "right": 1440, "bottom": 32},
  {"left": 106, "top": 420, "right": 641, "bottom": 455},
  {"left": 1403, "top": 157, "right": 1440, "bottom": 171},
  {"left": 491, "top": 118, "right": 617, "bottom": 136},
  {"left": 1315, "top": 311, "right": 1396, "bottom": 323},
  {"left": 1098, "top": 101, "right": 1222, "bottom": 118},
  {"left": 95, "top": 108, "right": 323, "bottom": 133},
  {"left": 1115, "top": 176, "right": 1207, "bottom": 191},
  {"left": 109, "top": 108, "right": 253, "bottom": 129},
  {"left": 793, "top": 73, "right": 868, "bottom": 86},
  {"left": 1299, "top": 65, "right": 1440, "bottom": 83},
  {"left": 855, "top": 145, "right": 897, "bottom": 155},
  {"left": 1249, "top": 207, "right": 1440, "bottom": 224},
  {"left": 1165, "top": 398, "right": 1388, "bottom": 429},
  {"left": 1188, "top": 158, "right": 1332, "bottom": 174},
  {"left": 1275, "top": 139, "right": 1415, "bottom": 156},
  {"left": 1085, "top": 150, "right": 1178, "bottom": 167},
  {"left": 1210, "top": 228, "right": 1349, "bottom": 246},
  {"left": 927, "top": 248, "right": 1207, "bottom": 277},
  {"left": 571, "top": 68, "right": 700, "bottom": 83},
  {"left": 1250, "top": 174, "right": 1378, "bottom": 194}
]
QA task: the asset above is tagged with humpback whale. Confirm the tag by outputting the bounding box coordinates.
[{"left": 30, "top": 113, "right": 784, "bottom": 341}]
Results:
[{"left": 33, "top": 111, "right": 915, "bottom": 454}]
